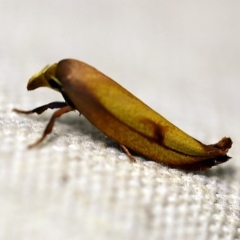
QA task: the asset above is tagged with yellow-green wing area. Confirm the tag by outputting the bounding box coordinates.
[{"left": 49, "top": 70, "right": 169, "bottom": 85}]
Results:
[{"left": 57, "top": 59, "right": 213, "bottom": 158}]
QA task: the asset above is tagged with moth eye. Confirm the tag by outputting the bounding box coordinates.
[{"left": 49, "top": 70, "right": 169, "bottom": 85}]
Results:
[{"left": 49, "top": 78, "right": 61, "bottom": 90}]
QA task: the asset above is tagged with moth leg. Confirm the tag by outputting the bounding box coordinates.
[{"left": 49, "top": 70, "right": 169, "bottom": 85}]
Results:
[
  {"left": 28, "top": 105, "right": 73, "bottom": 148},
  {"left": 13, "top": 102, "right": 68, "bottom": 115},
  {"left": 121, "top": 145, "right": 136, "bottom": 162}
]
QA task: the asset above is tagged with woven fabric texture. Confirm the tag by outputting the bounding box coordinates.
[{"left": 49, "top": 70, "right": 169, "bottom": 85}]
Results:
[{"left": 0, "top": 1, "right": 239, "bottom": 240}]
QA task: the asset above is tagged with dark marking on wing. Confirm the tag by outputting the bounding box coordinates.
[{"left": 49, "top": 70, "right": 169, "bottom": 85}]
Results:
[{"left": 139, "top": 118, "right": 167, "bottom": 144}]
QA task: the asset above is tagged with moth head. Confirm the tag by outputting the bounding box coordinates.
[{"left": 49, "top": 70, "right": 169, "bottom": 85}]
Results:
[{"left": 27, "top": 63, "right": 62, "bottom": 92}]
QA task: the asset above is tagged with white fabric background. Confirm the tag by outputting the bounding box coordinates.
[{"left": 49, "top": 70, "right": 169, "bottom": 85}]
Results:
[{"left": 0, "top": 1, "right": 239, "bottom": 239}]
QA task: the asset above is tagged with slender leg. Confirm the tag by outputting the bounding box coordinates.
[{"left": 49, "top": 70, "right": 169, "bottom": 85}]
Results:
[
  {"left": 28, "top": 105, "right": 74, "bottom": 148},
  {"left": 13, "top": 102, "right": 68, "bottom": 115},
  {"left": 121, "top": 145, "right": 136, "bottom": 162}
]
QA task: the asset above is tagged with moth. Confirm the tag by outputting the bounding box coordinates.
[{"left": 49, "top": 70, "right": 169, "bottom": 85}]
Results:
[{"left": 14, "top": 59, "right": 232, "bottom": 171}]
